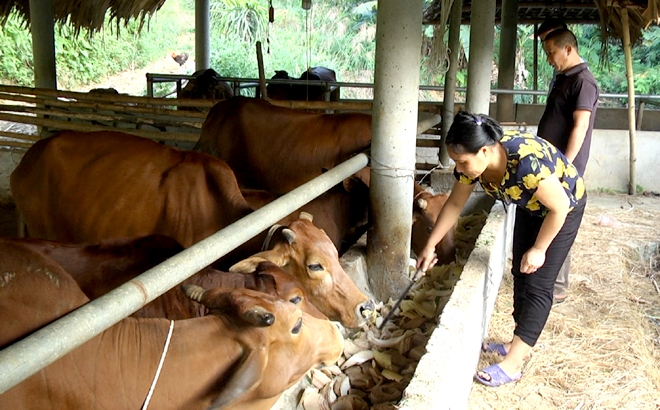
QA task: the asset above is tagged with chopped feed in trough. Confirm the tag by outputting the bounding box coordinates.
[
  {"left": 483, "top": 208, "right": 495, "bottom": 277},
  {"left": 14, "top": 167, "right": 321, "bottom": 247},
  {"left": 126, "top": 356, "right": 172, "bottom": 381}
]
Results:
[{"left": 296, "top": 211, "right": 488, "bottom": 410}]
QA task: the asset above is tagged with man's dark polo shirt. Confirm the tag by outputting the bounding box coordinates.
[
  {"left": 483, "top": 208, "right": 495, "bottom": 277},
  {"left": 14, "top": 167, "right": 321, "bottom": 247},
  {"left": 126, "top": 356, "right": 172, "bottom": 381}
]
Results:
[{"left": 538, "top": 62, "right": 599, "bottom": 176}]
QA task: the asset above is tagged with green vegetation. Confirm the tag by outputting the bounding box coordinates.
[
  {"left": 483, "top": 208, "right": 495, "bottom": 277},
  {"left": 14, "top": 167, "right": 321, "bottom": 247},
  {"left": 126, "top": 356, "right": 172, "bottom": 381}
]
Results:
[
  {"left": 1, "top": 0, "right": 659, "bottom": 104},
  {"left": 0, "top": 0, "right": 193, "bottom": 89}
]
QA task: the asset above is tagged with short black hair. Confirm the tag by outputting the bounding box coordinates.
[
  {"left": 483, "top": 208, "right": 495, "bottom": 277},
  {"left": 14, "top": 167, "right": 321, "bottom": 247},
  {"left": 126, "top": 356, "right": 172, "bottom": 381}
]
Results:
[
  {"left": 544, "top": 28, "right": 578, "bottom": 51},
  {"left": 446, "top": 111, "right": 502, "bottom": 154},
  {"left": 537, "top": 18, "right": 567, "bottom": 38}
]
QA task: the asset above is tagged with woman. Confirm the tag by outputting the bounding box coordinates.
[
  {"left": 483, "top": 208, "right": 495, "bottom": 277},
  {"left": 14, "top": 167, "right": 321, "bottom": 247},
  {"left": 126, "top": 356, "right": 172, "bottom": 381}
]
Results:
[{"left": 417, "top": 111, "right": 586, "bottom": 387}]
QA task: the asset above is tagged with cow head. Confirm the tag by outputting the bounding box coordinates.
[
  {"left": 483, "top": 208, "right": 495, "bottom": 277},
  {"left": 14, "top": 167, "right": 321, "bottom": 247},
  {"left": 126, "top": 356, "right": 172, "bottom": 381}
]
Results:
[
  {"left": 230, "top": 213, "right": 375, "bottom": 328},
  {"left": 412, "top": 190, "right": 457, "bottom": 265},
  {"left": 182, "top": 285, "right": 343, "bottom": 409},
  {"left": 251, "top": 261, "right": 327, "bottom": 320}
]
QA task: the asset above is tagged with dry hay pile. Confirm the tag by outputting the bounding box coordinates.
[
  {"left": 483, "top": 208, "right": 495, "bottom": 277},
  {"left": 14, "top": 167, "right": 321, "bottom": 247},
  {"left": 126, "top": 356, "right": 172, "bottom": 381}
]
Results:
[
  {"left": 297, "top": 211, "right": 488, "bottom": 410},
  {"left": 469, "top": 193, "right": 660, "bottom": 410}
]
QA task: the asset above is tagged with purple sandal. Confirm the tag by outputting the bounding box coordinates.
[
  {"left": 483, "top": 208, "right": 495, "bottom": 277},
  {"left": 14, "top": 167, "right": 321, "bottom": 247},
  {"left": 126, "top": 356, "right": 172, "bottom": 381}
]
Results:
[
  {"left": 475, "top": 363, "right": 522, "bottom": 387},
  {"left": 481, "top": 342, "right": 508, "bottom": 356}
]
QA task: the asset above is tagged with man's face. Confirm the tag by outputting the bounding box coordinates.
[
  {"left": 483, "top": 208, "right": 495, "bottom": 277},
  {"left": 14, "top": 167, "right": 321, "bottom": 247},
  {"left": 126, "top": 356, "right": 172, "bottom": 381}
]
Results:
[{"left": 543, "top": 38, "right": 570, "bottom": 72}]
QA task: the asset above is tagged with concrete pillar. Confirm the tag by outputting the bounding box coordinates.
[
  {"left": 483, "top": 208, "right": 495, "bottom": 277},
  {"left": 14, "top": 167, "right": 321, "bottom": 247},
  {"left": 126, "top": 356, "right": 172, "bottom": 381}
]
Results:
[
  {"left": 496, "top": 0, "right": 518, "bottom": 122},
  {"left": 465, "top": 0, "right": 496, "bottom": 114},
  {"left": 29, "top": 0, "right": 57, "bottom": 89},
  {"left": 195, "top": 0, "right": 210, "bottom": 71},
  {"left": 367, "top": 0, "right": 423, "bottom": 302},
  {"left": 440, "top": 0, "right": 464, "bottom": 166}
]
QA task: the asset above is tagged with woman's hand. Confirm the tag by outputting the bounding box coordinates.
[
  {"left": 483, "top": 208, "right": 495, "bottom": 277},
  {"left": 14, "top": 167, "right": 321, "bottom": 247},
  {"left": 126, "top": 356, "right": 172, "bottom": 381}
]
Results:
[
  {"left": 416, "top": 245, "right": 438, "bottom": 273},
  {"left": 520, "top": 246, "right": 545, "bottom": 274}
]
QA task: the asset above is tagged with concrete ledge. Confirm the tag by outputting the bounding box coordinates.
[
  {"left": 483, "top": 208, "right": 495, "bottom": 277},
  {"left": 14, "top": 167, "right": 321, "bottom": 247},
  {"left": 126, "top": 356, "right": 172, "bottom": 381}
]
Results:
[{"left": 398, "top": 202, "right": 514, "bottom": 410}]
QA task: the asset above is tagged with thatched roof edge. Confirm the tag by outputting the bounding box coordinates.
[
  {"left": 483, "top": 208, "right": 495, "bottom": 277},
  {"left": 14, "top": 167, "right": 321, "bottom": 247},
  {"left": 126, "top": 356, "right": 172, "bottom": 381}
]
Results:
[{"left": 0, "top": 0, "right": 166, "bottom": 34}]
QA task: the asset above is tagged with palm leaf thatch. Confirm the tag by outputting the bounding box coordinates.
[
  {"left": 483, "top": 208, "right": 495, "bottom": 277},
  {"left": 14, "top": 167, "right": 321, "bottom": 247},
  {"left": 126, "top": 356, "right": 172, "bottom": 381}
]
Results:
[
  {"left": 0, "top": 0, "right": 166, "bottom": 35},
  {"left": 594, "top": 0, "right": 660, "bottom": 66}
]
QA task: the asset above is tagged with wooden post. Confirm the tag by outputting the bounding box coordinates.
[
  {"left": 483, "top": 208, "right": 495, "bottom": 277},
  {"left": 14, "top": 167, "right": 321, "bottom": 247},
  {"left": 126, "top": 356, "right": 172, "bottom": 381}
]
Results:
[
  {"left": 621, "top": 7, "right": 637, "bottom": 195},
  {"left": 256, "top": 41, "right": 268, "bottom": 100}
]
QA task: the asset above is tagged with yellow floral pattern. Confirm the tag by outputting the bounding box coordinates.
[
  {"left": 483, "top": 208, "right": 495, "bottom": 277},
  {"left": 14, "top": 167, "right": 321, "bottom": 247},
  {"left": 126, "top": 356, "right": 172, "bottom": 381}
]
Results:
[{"left": 454, "top": 130, "right": 585, "bottom": 216}]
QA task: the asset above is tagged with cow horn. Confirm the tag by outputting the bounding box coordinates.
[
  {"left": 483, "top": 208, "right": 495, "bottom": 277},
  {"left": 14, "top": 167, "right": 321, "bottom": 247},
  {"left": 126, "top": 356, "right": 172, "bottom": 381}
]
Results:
[
  {"left": 416, "top": 198, "right": 428, "bottom": 210},
  {"left": 182, "top": 284, "right": 206, "bottom": 303},
  {"left": 282, "top": 228, "right": 297, "bottom": 244},
  {"left": 299, "top": 211, "right": 313, "bottom": 222},
  {"left": 243, "top": 306, "right": 276, "bottom": 327}
]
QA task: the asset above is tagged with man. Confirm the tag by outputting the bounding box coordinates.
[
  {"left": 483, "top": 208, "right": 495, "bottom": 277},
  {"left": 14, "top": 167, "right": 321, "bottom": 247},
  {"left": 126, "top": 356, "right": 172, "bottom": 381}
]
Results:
[
  {"left": 538, "top": 28, "right": 599, "bottom": 303},
  {"left": 537, "top": 18, "right": 569, "bottom": 94}
]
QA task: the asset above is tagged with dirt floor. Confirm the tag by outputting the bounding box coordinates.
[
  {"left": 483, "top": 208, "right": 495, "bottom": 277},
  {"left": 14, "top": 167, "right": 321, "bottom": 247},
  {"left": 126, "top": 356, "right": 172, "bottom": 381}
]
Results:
[{"left": 468, "top": 191, "right": 660, "bottom": 410}]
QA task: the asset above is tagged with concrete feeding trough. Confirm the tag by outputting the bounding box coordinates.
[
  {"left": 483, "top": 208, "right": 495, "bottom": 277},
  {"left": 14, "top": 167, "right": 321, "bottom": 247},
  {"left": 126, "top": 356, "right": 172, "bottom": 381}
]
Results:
[{"left": 273, "top": 195, "right": 514, "bottom": 410}]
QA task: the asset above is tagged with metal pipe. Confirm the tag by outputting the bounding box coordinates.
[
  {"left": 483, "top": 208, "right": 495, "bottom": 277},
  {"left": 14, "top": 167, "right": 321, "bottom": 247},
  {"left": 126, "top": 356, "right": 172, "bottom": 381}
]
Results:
[{"left": 0, "top": 153, "right": 368, "bottom": 394}]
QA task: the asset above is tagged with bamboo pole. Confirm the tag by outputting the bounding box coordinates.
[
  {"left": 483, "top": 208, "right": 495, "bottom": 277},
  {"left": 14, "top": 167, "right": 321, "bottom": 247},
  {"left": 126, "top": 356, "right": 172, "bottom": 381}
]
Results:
[
  {"left": 0, "top": 92, "right": 207, "bottom": 119},
  {"left": 256, "top": 41, "right": 268, "bottom": 100},
  {"left": 0, "top": 140, "right": 32, "bottom": 149},
  {"left": 0, "top": 85, "right": 447, "bottom": 113},
  {"left": 0, "top": 112, "right": 200, "bottom": 143},
  {"left": 0, "top": 105, "right": 202, "bottom": 129},
  {"left": 621, "top": 7, "right": 637, "bottom": 196},
  {"left": 0, "top": 130, "right": 40, "bottom": 141},
  {"left": 0, "top": 85, "right": 216, "bottom": 108}
]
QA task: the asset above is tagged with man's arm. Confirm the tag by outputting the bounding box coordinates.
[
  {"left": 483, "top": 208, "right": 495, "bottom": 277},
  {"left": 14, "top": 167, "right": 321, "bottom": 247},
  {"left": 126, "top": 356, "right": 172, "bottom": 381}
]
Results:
[{"left": 564, "top": 109, "right": 591, "bottom": 162}]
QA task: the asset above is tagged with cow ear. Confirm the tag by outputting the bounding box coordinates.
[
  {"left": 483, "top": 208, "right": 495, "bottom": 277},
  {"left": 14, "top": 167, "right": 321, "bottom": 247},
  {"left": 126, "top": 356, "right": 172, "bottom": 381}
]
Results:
[
  {"left": 208, "top": 349, "right": 268, "bottom": 409},
  {"left": 298, "top": 212, "right": 313, "bottom": 222},
  {"left": 231, "top": 251, "right": 287, "bottom": 272},
  {"left": 181, "top": 284, "right": 206, "bottom": 303}
]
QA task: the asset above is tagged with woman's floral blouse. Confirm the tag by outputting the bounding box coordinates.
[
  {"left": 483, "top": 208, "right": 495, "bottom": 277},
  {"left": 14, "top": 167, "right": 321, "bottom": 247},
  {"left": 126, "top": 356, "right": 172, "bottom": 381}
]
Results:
[{"left": 454, "top": 130, "right": 585, "bottom": 217}]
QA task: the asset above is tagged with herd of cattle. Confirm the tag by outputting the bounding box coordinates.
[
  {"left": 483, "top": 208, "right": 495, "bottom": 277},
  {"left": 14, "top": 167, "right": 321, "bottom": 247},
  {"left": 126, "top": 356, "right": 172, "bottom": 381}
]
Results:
[
  {"left": 1, "top": 95, "right": 456, "bottom": 409},
  {"left": 179, "top": 66, "right": 339, "bottom": 104}
]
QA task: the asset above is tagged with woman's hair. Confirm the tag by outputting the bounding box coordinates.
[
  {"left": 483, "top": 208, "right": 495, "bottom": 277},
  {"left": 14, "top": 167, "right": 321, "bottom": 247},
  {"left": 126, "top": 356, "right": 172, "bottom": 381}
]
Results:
[{"left": 445, "top": 111, "right": 503, "bottom": 154}]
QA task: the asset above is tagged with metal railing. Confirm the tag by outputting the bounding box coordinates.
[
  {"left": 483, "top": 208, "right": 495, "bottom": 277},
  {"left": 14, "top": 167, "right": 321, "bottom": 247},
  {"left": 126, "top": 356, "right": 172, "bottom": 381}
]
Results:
[
  {"left": 0, "top": 153, "right": 369, "bottom": 395},
  {"left": 145, "top": 73, "right": 660, "bottom": 102}
]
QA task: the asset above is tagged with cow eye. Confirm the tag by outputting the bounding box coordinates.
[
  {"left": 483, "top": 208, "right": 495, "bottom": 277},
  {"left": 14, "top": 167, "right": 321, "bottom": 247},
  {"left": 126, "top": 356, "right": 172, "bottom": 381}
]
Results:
[
  {"left": 308, "top": 263, "right": 324, "bottom": 272},
  {"left": 427, "top": 226, "right": 433, "bottom": 234},
  {"left": 289, "top": 295, "right": 302, "bottom": 304},
  {"left": 291, "top": 317, "right": 303, "bottom": 334}
]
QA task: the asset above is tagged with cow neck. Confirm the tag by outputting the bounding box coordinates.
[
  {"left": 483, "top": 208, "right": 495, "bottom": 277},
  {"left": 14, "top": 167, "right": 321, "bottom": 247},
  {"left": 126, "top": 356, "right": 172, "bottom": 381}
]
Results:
[{"left": 99, "top": 316, "right": 242, "bottom": 408}]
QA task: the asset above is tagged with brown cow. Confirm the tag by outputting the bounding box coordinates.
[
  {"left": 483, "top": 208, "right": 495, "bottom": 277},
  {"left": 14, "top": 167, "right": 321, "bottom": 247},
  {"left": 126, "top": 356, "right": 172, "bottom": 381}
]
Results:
[
  {"left": 11, "top": 235, "right": 325, "bottom": 320},
  {"left": 198, "top": 96, "right": 457, "bottom": 263},
  {"left": 231, "top": 216, "right": 373, "bottom": 326},
  {"left": 0, "top": 239, "right": 343, "bottom": 410},
  {"left": 10, "top": 131, "right": 373, "bottom": 327},
  {"left": 242, "top": 175, "right": 370, "bottom": 254}
]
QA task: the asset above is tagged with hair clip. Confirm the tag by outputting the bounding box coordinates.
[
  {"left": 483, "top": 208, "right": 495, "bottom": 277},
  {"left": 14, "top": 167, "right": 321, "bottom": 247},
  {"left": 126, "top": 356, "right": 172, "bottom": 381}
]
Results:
[{"left": 475, "top": 117, "right": 483, "bottom": 125}]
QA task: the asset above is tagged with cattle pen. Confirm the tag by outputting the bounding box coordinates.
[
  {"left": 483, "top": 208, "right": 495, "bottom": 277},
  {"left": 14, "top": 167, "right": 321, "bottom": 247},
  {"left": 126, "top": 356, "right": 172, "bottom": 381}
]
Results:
[{"left": 2, "top": 86, "right": 660, "bottom": 409}]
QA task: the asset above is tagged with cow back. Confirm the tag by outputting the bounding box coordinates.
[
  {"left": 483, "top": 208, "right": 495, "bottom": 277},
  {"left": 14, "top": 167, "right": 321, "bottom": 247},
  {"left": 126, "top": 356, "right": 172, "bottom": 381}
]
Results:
[
  {"left": 11, "top": 131, "right": 254, "bottom": 248},
  {"left": 0, "top": 238, "right": 89, "bottom": 347},
  {"left": 199, "top": 96, "right": 372, "bottom": 195}
]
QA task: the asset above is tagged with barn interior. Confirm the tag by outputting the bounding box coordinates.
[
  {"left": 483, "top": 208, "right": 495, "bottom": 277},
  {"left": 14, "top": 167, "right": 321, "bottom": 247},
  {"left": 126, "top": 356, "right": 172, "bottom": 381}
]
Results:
[{"left": 1, "top": 0, "right": 660, "bottom": 409}]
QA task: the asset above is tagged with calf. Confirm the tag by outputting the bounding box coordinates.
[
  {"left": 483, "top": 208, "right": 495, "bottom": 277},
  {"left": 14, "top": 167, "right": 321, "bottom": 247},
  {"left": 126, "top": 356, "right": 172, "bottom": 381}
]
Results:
[
  {"left": 0, "top": 238, "right": 343, "bottom": 410},
  {"left": 13, "top": 235, "right": 325, "bottom": 320}
]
